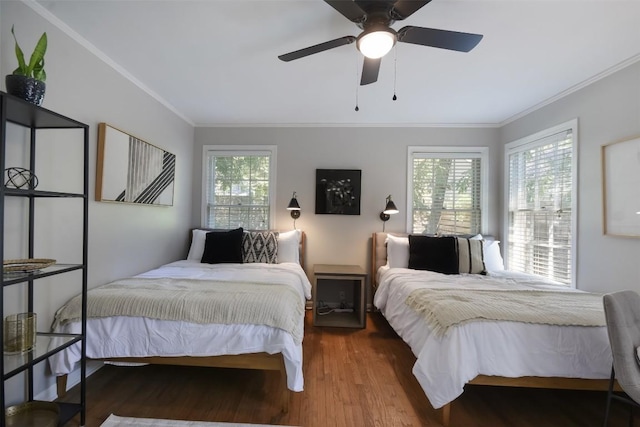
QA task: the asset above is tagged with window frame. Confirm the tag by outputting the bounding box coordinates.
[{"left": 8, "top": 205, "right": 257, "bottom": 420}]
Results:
[
  {"left": 503, "top": 119, "right": 578, "bottom": 287},
  {"left": 201, "top": 145, "right": 277, "bottom": 230},
  {"left": 407, "top": 146, "right": 489, "bottom": 234}
]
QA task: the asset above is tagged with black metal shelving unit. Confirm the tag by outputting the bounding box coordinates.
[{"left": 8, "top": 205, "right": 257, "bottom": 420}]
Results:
[{"left": 0, "top": 91, "right": 88, "bottom": 426}]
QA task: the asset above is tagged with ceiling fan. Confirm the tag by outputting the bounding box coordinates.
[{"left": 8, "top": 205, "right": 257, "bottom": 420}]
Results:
[{"left": 278, "top": 0, "right": 483, "bottom": 85}]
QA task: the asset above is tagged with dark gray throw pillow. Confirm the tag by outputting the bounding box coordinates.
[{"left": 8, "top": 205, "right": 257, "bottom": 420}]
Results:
[
  {"left": 201, "top": 228, "right": 244, "bottom": 264},
  {"left": 408, "top": 235, "right": 459, "bottom": 274}
]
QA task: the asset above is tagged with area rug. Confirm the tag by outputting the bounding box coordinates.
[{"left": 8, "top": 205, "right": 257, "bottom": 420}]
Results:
[{"left": 100, "top": 414, "right": 298, "bottom": 427}]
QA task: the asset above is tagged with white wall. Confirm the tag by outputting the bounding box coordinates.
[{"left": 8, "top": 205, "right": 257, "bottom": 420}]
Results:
[
  {"left": 1, "top": 1, "right": 194, "bottom": 401},
  {"left": 193, "top": 126, "right": 502, "bottom": 279},
  {"left": 500, "top": 61, "right": 640, "bottom": 293}
]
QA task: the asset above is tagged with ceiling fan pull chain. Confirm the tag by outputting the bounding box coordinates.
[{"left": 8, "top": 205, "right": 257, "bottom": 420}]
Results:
[
  {"left": 393, "top": 45, "right": 398, "bottom": 101},
  {"left": 355, "top": 51, "right": 360, "bottom": 111}
]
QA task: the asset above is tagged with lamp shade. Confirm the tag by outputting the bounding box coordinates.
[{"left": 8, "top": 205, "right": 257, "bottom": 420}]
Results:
[
  {"left": 287, "top": 193, "right": 300, "bottom": 210},
  {"left": 379, "top": 195, "right": 399, "bottom": 226},
  {"left": 357, "top": 27, "right": 397, "bottom": 59},
  {"left": 383, "top": 199, "right": 399, "bottom": 215}
]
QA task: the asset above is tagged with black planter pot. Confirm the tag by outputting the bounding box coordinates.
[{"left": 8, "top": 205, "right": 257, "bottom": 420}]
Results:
[{"left": 5, "top": 75, "right": 46, "bottom": 106}]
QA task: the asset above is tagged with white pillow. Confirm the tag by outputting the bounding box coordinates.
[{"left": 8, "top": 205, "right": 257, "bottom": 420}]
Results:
[
  {"left": 187, "top": 229, "right": 209, "bottom": 261},
  {"left": 277, "top": 229, "right": 301, "bottom": 264},
  {"left": 386, "top": 234, "right": 409, "bottom": 268},
  {"left": 484, "top": 240, "right": 505, "bottom": 271}
]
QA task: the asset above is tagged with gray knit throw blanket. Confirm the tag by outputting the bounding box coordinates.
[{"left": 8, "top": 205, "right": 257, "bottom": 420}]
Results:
[
  {"left": 406, "top": 288, "right": 605, "bottom": 337},
  {"left": 54, "top": 277, "right": 305, "bottom": 344}
]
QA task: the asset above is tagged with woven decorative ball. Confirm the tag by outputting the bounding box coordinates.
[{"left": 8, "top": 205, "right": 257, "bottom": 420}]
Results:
[{"left": 4, "top": 167, "right": 38, "bottom": 189}]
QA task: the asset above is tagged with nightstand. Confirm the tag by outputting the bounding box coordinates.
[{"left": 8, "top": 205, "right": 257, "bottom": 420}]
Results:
[{"left": 313, "top": 264, "right": 367, "bottom": 328}]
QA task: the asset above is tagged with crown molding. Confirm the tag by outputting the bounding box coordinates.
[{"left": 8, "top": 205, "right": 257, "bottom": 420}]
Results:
[
  {"left": 500, "top": 53, "right": 640, "bottom": 126},
  {"left": 193, "top": 122, "right": 501, "bottom": 128},
  {"left": 22, "top": 0, "right": 194, "bottom": 126}
]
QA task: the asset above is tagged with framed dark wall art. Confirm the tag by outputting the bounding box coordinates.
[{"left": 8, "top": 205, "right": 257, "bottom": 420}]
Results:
[
  {"left": 602, "top": 135, "right": 640, "bottom": 237},
  {"left": 96, "top": 123, "right": 176, "bottom": 206},
  {"left": 315, "top": 169, "right": 361, "bottom": 215}
]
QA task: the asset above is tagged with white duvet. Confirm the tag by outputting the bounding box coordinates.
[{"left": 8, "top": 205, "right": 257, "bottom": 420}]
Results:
[
  {"left": 49, "top": 261, "right": 312, "bottom": 391},
  {"left": 373, "top": 267, "right": 612, "bottom": 408}
]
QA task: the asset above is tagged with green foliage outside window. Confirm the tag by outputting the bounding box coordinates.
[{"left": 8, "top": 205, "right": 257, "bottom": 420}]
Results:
[
  {"left": 206, "top": 154, "right": 271, "bottom": 230},
  {"left": 412, "top": 157, "right": 481, "bottom": 235}
]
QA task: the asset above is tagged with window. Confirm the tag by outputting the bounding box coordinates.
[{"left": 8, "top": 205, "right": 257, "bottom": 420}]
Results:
[
  {"left": 408, "top": 147, "right": 488, "bottom": 235},
  {"left": 202, "top": 145, "right": 276, "bottom": 230},
  {"left": 505, "top": 120, "right": 577, "bottom": 286}
]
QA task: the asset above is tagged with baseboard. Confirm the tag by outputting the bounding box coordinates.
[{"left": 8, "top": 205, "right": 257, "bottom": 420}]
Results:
[{"left": 35, "top": 361, "right": 103, "bottom": 401}]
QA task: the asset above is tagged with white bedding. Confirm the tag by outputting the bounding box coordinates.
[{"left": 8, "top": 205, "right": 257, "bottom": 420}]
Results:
[
  {"left": 49, "top": 260, "right": 312, "bottom": 392},
  {"left": 373, "top": 267, "right": 612, "bottom": 408}
]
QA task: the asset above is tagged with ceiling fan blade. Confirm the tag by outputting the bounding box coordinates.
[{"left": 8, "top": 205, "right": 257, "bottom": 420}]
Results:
[
  {"left": 398, "top": 26, "right": 483, "bottom": 52},
  {"left": 278, "top": 36, "right": 357, "bottom": 62},
  {"left": 324, "top": 0, "right": 367, "bottom": 23},
  {"left": 391, "top": 0, "right": 432, "bottom": 20},
  {"left": 360, "top": 57, "right": 381, "bottom": 85}
]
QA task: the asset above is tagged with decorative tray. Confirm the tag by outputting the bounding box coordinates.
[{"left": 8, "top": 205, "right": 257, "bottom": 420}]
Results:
[
  {"left": 3, "top": 258, "right": 56, "bottom": 273},
  {"left": 5, "top": 401, "right": 59, "bottom": 427}
]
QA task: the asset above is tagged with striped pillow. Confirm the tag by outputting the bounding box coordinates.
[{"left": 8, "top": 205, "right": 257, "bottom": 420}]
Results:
[{"left": 456, "top": 237, "right": 486, "bottom": 274}]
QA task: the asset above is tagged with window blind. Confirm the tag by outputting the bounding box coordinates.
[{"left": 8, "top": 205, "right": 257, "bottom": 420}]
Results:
[
  {"left": 507, "top": 129, "right": 574, "bottom": 284},
  {"left": 204, "top": 151, "right": 272, "bottom": 230},
  {"left": 411, "top": 154, "right": 482, "bottom": 235}
]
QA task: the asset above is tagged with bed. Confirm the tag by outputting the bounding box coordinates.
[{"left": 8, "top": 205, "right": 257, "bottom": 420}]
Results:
[
  {"left": 50, "top": 228, "right": 311, "bottom": 413},
  {"left": 371, "top": 232, "right": 615, "bottom": 426}
]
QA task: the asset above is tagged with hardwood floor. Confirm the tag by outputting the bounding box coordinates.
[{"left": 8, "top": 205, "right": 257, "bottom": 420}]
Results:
[{"left": 59, "top": 311, "right": 637, "bottom": 427}]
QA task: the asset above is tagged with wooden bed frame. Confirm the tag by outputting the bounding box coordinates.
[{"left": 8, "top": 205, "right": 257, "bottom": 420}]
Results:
[
  {"left": 56, "top": 230, "right": 306, "bottom": 414},
  {"left": 371, "top": 232, "right": 618, "bottom": 426}
]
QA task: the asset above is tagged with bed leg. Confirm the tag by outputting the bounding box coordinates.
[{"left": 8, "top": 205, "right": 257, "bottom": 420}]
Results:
[
  {"left": 279, "top": 356, "right": 289, "bottom": 413},
  {"left": 441, "top": 403, "right": 451, "bottom": 427},
  {"left": 282, "top": 388, "right": 290, "bottom": 414},
  {"left": 56, "top": 375, "right": 68, "bottom": 398}
]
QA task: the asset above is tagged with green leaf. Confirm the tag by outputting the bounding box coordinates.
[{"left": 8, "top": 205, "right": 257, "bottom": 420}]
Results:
[
  {"left": 12, "top": 67, "right": 26, "bottom": 76},
  {"left": 27, "top": 32, "right": 47, "bottom": 77},
  {"left": 33, "top": 58, "right": 46, "bottom": 82},
  {"left": 11, "top": 25, "right": 27, "bottom": 75}
]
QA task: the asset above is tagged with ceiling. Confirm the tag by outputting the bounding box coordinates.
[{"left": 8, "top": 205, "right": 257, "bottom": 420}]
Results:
[{"left": 36, "top": 0, "right": 640, "bottom": 127}]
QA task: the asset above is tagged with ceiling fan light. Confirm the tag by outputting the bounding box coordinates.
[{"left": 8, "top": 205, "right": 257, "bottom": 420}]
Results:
[{"left": 357, "top": 29, "right": 396, "bottom": 59}]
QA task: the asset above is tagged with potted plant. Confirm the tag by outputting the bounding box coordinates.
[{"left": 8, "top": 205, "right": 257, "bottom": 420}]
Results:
[{"left": 5, "top": 25, "right": 47, "bottom": 106}]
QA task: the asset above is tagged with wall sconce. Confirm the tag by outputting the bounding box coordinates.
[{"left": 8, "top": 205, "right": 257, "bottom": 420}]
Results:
[
  {"left": 287, "top": 192, "right": 301, "bottom": 228},
  {"left": 380, "top": 195, "right": 398, "bottom": 231}
]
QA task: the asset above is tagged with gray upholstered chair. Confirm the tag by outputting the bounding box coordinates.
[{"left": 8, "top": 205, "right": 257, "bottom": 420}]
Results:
[{"left": 603, "top": 290, "right": 640, "bottom": 427}]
